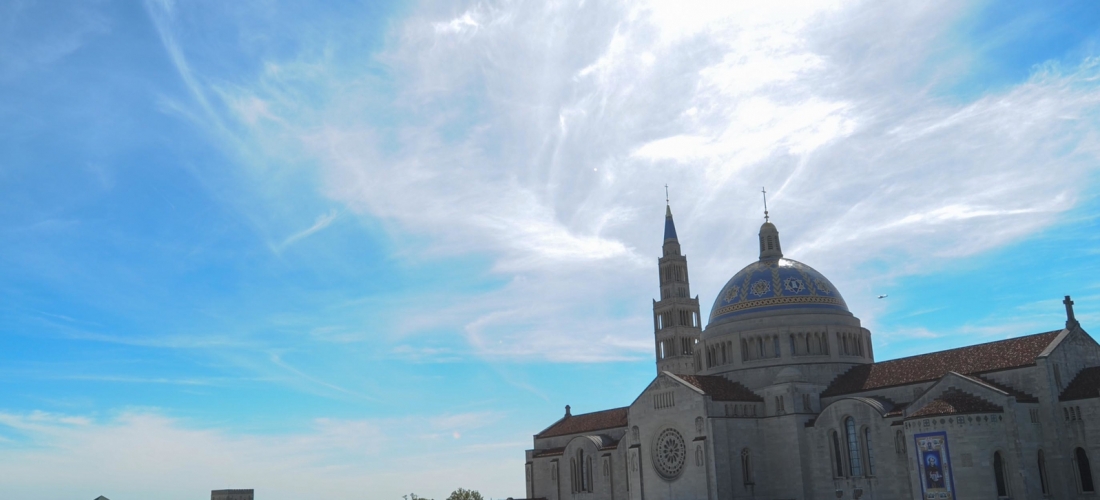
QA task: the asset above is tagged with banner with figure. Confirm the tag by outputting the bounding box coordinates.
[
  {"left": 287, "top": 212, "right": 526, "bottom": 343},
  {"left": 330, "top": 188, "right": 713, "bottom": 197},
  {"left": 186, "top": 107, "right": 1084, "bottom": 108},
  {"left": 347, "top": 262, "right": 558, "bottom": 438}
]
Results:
[{"left": 914, "top": 431, "right": 955, "bottom": 499}]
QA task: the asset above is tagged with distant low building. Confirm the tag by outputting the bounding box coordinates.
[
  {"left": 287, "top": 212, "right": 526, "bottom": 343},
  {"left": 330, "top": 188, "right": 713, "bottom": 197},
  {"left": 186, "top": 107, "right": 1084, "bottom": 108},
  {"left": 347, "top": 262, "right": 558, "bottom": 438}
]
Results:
[{"left": 212, "top": 489, "right": 254, "bottom": 500}]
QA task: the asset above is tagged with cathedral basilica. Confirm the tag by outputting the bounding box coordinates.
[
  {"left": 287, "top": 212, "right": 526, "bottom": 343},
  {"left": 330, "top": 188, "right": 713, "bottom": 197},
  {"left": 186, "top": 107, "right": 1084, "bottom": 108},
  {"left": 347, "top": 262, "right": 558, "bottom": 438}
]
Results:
[{"left": 522, "top": 205, "right": 1100, "bottom": 500}]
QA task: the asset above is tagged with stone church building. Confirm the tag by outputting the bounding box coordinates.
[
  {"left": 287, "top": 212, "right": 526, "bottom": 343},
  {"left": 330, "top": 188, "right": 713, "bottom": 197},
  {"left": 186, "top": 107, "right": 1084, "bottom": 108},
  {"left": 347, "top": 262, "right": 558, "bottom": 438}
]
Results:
[{"left": 523, "top": 205, "right": 1099, "bottom": 500}]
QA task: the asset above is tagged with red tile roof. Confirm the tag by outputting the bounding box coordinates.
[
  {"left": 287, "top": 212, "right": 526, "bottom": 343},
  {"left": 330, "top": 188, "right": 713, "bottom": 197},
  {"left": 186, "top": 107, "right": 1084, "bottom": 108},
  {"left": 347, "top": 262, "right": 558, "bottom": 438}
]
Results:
[
  {"left": 536, "top": 407, "right": 629, "bottom": 438},
  {"left": 906, "top": 389, "right": 1003, "bottom": 419},
  {"left": 822, "top": 330, "right": 1061, "bottom": 397},
  {"left": 674, "top": 374, "right": 764, "bottom": 402},
  {"left": 1061, "top": 366, "right": 1100, "bottom": 401}
]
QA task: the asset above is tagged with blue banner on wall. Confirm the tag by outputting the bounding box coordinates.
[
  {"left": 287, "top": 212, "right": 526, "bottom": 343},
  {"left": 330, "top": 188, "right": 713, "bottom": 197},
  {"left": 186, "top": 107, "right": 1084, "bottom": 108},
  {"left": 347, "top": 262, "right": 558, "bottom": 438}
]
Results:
[{"left": 914, "top": 431, "right": 956, "bottom": 499}]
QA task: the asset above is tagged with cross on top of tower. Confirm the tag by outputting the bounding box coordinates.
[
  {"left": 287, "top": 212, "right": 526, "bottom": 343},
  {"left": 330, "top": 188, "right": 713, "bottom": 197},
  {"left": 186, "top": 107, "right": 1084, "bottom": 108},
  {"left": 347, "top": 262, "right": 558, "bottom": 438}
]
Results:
[
  {"left": 665, "top": 184, "right": 669, "bottom": 205},
  {"left": 761, "top": 187, "right": 770, "bottom": 222}
]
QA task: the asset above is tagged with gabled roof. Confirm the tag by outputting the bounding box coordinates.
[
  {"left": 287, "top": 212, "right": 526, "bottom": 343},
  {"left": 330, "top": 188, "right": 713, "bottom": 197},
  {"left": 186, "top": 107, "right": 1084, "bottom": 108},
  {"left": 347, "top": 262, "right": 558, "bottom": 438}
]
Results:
[
  {"left": 906, "top": 389, "right": 1003, "bottom": 419},
  {"left": 673, "top": 374, "right": 764, "bottom": 402},
  {"left": 535, "top": 407, "right": 629, "bottom": 438},
  {"left": 1061, "top": 366, "right": 1100, "bottom": 401},
  {"left": 823, "top": 330, "right": 1062, "bottom": 397}
]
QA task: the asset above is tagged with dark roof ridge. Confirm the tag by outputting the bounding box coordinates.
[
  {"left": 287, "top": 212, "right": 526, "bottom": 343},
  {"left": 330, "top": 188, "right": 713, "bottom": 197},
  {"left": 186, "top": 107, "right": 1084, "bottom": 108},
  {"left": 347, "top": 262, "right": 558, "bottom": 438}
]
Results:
[
  {"left": 972, "top": 374, "right": 1040, "bottom": 403},
  {"left": 906, "top": 388, "right": 1004, "bottom": 419},
  {"left": 1060, "top": 366, "right": 1100, "bottom": 401},
  {"left": 672, "top": 373, "right": 765, "bottom": 402}
]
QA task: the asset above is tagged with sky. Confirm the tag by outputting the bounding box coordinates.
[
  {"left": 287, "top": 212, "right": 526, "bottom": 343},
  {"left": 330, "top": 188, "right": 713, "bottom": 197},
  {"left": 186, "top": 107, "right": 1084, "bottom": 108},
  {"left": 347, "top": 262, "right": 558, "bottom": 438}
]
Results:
[{"left": 2, "top": 0, "right": 1100, "bottom": 498}]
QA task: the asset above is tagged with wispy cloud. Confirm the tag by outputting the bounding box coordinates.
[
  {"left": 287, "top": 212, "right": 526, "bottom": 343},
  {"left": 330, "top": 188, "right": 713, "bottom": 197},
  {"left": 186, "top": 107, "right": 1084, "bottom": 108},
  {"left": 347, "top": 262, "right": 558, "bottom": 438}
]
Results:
[
  {"left": 275, "top": 209, "right": 339, "bottom": 252},
  {"left": 0, "top": 409, "right": 521, "bottom": 499},
  {"left": 267, "top": 352, "right": 377, "bottom": 401},
  {"left": 144, "top": 0, "right": 1100, "bottom": 362}
]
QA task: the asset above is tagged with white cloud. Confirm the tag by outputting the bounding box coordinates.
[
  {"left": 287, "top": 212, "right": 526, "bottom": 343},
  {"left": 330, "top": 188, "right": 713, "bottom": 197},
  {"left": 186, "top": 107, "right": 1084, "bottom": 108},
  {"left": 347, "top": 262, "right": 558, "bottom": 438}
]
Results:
[
  {"left": 0, "top": 409, "right": 521, "bottom": 500},
  {"left": 159, "top": 0, "right": 1100, "bottom": 361},
  {"left": 276, "top": 209, "right": 339, "bottom": 251}
]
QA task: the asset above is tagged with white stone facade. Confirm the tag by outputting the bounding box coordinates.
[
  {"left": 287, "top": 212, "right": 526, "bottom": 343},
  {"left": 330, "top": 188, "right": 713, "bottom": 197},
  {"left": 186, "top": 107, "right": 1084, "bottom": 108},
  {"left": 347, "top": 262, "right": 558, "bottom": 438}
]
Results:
[{"left": 523, "top": 207, "right": 1100, "bottom": 500}]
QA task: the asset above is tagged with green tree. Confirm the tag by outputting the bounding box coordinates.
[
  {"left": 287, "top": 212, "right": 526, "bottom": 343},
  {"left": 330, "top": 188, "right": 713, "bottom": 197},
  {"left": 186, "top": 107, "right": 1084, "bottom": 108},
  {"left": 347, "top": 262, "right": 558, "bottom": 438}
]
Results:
[{"left": 446, "top": 488, "right": 483, "bottom": 500}]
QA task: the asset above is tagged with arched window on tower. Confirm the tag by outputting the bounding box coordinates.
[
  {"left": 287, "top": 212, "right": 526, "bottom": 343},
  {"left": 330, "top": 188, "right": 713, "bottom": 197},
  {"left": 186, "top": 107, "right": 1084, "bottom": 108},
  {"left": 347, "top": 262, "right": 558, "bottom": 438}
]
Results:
[
  {"left": 1076, "top": 447, "right": 1095, "bottom": 493},
  {"left": 993, "top": 451, "right": 1009, "bottom": 497},
  {"left": 845, "top": 417, "right": 863, "bottom": 476},
  {"left": 773, "top": 336, "right": 781, "bottom": 358}
]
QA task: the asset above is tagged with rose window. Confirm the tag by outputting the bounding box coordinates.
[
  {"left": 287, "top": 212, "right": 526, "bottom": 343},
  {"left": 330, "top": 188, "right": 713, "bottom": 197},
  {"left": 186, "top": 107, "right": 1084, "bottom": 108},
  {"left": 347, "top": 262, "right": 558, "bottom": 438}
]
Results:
[{"left": 652, "top": 428, "right": 686, "bottom": 479}]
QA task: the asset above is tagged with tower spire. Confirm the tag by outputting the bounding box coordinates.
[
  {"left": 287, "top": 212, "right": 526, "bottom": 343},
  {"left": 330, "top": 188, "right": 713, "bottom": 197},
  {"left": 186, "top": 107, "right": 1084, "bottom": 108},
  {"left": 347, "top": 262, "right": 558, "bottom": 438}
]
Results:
[
  {"left": 663, "top": 190, "right": 678, "bottom": 243},
  {"left": 654, "top": 195, "right": 701, "bottom": 375}
]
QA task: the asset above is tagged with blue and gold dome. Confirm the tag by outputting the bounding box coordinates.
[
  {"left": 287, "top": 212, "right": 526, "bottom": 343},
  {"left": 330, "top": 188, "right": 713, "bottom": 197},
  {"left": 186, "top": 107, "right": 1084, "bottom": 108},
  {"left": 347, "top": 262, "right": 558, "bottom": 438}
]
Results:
[{"left": 708, "top": 221, "right": 848, "bottom": 327}]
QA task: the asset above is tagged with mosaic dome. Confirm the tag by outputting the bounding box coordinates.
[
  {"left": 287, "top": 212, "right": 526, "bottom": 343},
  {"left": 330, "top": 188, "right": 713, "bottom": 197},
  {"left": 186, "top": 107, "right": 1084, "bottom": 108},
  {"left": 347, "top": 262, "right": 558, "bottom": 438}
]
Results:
[{"left": 708, "top": 257, "right": 849, "bottom": 327}]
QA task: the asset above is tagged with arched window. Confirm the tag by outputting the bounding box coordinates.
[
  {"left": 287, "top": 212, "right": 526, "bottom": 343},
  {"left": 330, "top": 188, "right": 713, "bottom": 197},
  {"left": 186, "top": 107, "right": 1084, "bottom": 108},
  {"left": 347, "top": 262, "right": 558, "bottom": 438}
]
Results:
[
  {"left": 773, "top": 336, "right": 781, "bottom": 357},
  {"left": 1077, "top": 447, "right": 1095, "bottom": 493},
  {"left": 585, "top": 456, "right": 593, "bottom": 492},
  {"left": 571, "top": 449, "right": 590, "bottom": 493},
  {"left": 1038, "top": 450, "right": 1049, "bottom": 495},
  {"left": 741, "top": 448, "right": 754, "bottom": 485},
  {"left": 831, "top": 430, "right": 845, "bottom": 477},
  {"left": 845, "top": 417, "right": 863, "bottom": 476},
  {"left": 863, "top": 427, "right": 876, "bottom": 476},
  {"left": 994, "top": 451, "right": 1008, "bottom": 497},
  {"left": 570, "top": 457, "right": 577, "bottom": 492}
]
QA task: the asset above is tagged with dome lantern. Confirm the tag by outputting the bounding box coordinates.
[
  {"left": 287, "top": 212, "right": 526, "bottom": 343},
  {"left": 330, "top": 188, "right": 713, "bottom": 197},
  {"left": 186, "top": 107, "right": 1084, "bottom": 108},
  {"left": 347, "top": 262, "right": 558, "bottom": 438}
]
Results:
[{"left": 758, "top": 222, "right": 782, "bottom": 260}]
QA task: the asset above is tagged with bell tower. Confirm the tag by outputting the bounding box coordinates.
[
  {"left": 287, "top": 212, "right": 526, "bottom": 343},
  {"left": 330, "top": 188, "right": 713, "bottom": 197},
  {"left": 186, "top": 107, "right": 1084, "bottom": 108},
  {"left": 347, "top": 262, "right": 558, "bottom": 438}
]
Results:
[{"left": 653, "top": 202, "right": 702, "bottom": 374}]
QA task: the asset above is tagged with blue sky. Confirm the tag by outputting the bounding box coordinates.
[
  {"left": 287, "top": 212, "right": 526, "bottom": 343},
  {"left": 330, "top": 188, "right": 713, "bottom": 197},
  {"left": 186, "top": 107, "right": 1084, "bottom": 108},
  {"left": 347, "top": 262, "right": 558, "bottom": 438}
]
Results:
[{"left": 2, "top": 0, "right": 1100, "bottom": 498}]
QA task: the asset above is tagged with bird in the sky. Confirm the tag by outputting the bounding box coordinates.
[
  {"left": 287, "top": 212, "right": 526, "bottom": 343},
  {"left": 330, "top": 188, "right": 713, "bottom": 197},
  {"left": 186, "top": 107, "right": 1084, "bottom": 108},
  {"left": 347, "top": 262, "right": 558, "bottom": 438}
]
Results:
[{"left": 877, "top": 294, "right": 889, "bottom": 299}]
